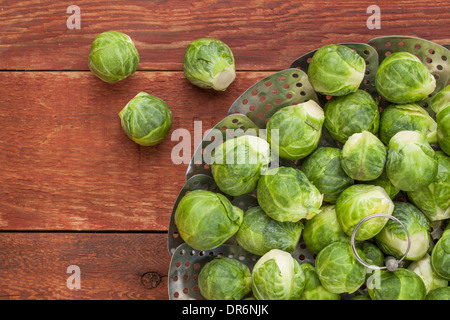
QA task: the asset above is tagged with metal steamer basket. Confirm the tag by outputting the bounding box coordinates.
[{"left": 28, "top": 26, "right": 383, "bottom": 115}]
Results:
[{"left": 168, "top": 36, "right": 450, "bottom": 300}]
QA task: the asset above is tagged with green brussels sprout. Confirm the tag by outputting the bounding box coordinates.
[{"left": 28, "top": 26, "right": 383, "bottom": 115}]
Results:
[
  {"left": 426, "top": 286, "right": 450, "bottom": 300},
  {"left": 355, "top": 241, "right": 385, "bottom": 269},
  {"left": 431, "top": 227, "right": 450, "bottom": 280},
  {"left": 407, "top": 151, "right": 450, "bottom": 221},
  {"left": 198, "top": 257, "right": 252, "bottom": 300},
  {"left": 368, "top": 268, "right": 427, "bottom": 300},
  {"left": 174, "top": 190, "right": 243, "bottom": 250},
  {"left": 307, "top": 44, "right": 366, "bottom": 96},
  {"left": 375, "top": 51, "right": 436, "bottom": 104},
  {"left": 429, "top": 85, "right": 450, "bottom": 114},
  {"left": 251, "top": 249, "right": 306, "bottom": 300},
  {"left": 235, "top": 206, "right": 304, "bottom": 256},
  {"left": 183, "top": 38, "right": 236, "bottom": 91},
  {"left": 119, "top": 92, "right": 172, "bottom": 146},
  {"left": 340, "top": 131, "right": 387, "bottom": 181},
  {"left": 379, "top": 103, "right": 437, "bottom": 145},
  {"left": 349, "top": 294, "right": 371, "bottom": 300},
  {"left": 315, "top": 242, "right": 367, "bottom": 294},
  {"left": 437, "top": 105, "right": 450, "bottom": 156},
  {"left": 266, "top": 100, "right": 324, "bottom": 161},
  {"left": 302, "top": 205, "right": 349, "bottom": 254},
  {"left": 336, "top": 184, "right": 394, "bottom": 241},
  {"left": 323, "top": 89, "right": 380, "bottom": 144},
  {"left": 301, "top": 147, "right": 354, "bottom": 203},
  {"left": 408, "top": 254, "right": 448, "bottom": 294},
  {"left": 88, "top": 31, "right": 139, "bottom": 83},
  {"left": 375, "top": 202, "right": 431, "bottom": 261},
  {"left": 299, "top": 263, "right": 341, "bottom": 300},
  {"left": 211, "top": 135, "right": 271, "bottom": 196},
  {"left": 257, "top": 166, "right": 323, "bottom": 222},
  {"left": 386, "top": 130, "right": 438, "bottom": 192},
  {"left": 360, "top": 169, "right": 400, "bottom": 200}
]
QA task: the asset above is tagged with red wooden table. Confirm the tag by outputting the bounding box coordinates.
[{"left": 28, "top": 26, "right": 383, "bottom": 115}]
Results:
[{"left": 0, "top": 0, "right": 448, "bottom": 300}]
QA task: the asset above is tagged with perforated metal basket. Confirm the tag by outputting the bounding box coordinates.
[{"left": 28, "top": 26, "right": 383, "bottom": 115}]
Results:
[{"left": 168, "top": 36, "right": 450, "bottom": 300}]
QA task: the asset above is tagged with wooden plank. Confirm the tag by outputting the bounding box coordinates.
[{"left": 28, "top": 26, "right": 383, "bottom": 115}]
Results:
[
  {"left": 0, "top": 0, "right": 449, "bottom": 71},
  {"left": 0, "top": 70, "right": 271, "bottom": 231},
  {"left": 0, "top": 232, "right": 170, "bottom": 300}
]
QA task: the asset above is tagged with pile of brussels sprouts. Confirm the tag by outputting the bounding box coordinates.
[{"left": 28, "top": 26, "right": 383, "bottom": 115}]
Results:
[{"left": 175, "top": 43, "right": 450, "bottom": 300}]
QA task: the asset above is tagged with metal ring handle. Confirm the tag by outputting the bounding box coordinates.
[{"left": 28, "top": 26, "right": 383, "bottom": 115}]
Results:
[{"left": 350, "top": 214, "right": 411, "bottom": 271}]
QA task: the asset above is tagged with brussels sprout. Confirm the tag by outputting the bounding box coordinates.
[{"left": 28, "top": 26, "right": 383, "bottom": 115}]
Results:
[
  {"left": 119, "top": 92, "right": 172, "bottom": 146},
  {"left": 375, "top": 202, "right": 430, "bottom": 261},
  {"left": 257, "top": 166, "right": 323, "bottom": 222},
  {"left": 198, "top": 257, "right": 252, "bottom": 300},
  {"left": 379, "top": 103, "right": 437, "bottom": 145},
  {"left": 183, "top": 38, "right": 236, "bottom": 91},
  {"left": 211, "top": 135, "right": 271, "bottom": 196},
  {"left": 174, "top": 190, "right": 243, "bottom": 250},
  {"left": 429, "top": 85, "right": 450, "bottom": 114},
  {"left": 315, "top": 242, "right": 367, "bottom": 294},
  {"left": 266, "top": 100, "right": 324, "bottom": 161},
  {"left": 299, "top": 263, "right": 341, "bottom": 300},
  {"left": 437, "top": 105, "right": 450, "bottom": 156},
  {"left": 431, "top": 227, "right": 450, "bottom": 280},
  {"left": 251, "top": 249, "right": 306, "bottom": 300},
  {"left": 235, "top": 206, "right": 303, "bottom": 256},
  {"left": 88, "top": 31, "right": 139, "bottom": 83},
  {"left": 340, "top": 131, "right": 387, "bottom": 181},
  {"left": 407, "top": 151, "right": 450, "bottom": 221},
  {"left": 336, "top": 184, "right": 394, "bottom": 241},
  {"left": 323, "top": 89, "right": 380, "bottom": 144},
  {"left": 307, "top": 44, "right": 366, "bottom": 96},
  {"left": 426, "top": 286, "right": 450, "bottom": 300},
  {"left": 368, "top": 268, "right": 427, "bottom": 300},
  {"left": 301, "top": 147, "right": 354, "bottom": 203},
  {"left": 408, "top": 254, "right": 448, "bottom": 293},
  {"left": 360, "top": 169, "right": 400, "bottom": 200},
  {"left": 355, "top": 241, "right": 385, "bottom": 269},
  {"left": 349, "top": 294, "right": 371, "bottom": 300},
  {"left": 302, "top": 205, "right": 349, "bottom": 254},
  {"left": 375, "top": 51, "right": 436, "bottom": 104},
  {"left": 386, "top": 130, "right": 438, "bottom": 192}
]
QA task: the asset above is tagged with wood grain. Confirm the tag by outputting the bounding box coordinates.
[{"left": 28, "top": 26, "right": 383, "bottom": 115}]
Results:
[
  {"left": 0, "top": 0, "right": 449, "bottom": 71},
  {"left": 0, "top": 232, "right": 170, "bottom": 299},
  {"left": 0, "top": 70, "right": 271, "bottom": 231}
]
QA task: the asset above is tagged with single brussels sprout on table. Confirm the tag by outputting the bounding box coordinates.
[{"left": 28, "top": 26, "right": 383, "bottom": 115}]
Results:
[
  {"left": 379, "top": 103, "right": 437, "bottom": 145},
  {"left": 340, "top": 131, "right": 387, "bottom": 181},
  {"left": 88, "top": 31, "right": 139, "bottom": 83},
  {"left": 437, "top": 105, "right": 450, "bottom": 156},
  {"left": 408, "top": 254, "right": 448, "bottom": 294},
  {"left": 183, "top": 38, "right": 236, "bottom": 91},
  {"left": 302, "top": 205, "right": 349, "bottom": 254},
  {"left": 431, "top": 226, "right": 450, "bottom": 281},
  {"left": 386, "top": 130, "right": 438, "bottom": 192},
  {"left": 301, "top": 147, "right": 354, "bottom": 203},
  {"left": 257, "top": 166, "right": 323, "bottom": 222},
  {"left": 307, "top": 44, "right": 366, "bottom": 96},
  {"left": 198, "top": 256, "right": 252, "bottom": 300},
  {"left": 235, "top": 206, "right": 304, "bottom": 256},
  {"left": 251, "top": 249, "right": 306, "bottom": 300},
  {"left": 375, "top": 51, "right": 436, "bottom": 104},
  {"left": 266, "top": 100, "right": 325, "bottom": 161},
  {"left": 210, "top": 135, "right": 271, "bottom": 196},
  {"left": 119, "top": 92, "right": 172, "bottom": 146},
  {"left": 426, "top": 286, "right": 450, "bottom": 300},
  {"left": 174, "top": 190, "right": 243, "bottom": 250},
  {"left": 336, "top": 184, "right": 394, "bottom": 241},
  {"left": 375, "top": 202, "right": 431, "bottom": 261},
  {"left": 323, "top": 89, "right": 380, "bottom": 144},
  {"left": 429, "top": 85, "right": 450, "bottom": 114},
  {"left": 299, "top": 263, "right": 341, "bottom": 300},
  {"left": 315, "top": 242, "right": 367, "bottom": 294},
  {"left": 359, "top": 169, "right": 400, "bottom": 200},
  {"left": 407, "top": 151, "right": 450, "bottom": 221},
  {"left": 368, "top": 268, "right": 427, "bottom": 300}
]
